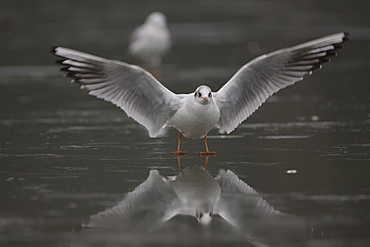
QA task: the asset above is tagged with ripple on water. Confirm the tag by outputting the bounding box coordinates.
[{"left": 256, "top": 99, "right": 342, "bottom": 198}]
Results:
[{"left": 258, "top": 135, "right": 311, "bottom": 140}]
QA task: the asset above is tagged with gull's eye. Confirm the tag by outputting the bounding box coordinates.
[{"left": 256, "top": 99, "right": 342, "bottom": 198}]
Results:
[
  {"left": 199, "top": 213, "right": 203, "bottom": 218},
  {"left": 208, "top": 92, "right": 211, "bottom": 97},
  {"left": 198, "top": 92, "right": 202, "bottom": 98},
  {"left": 209, "top": 212, "right": 213, "bottom": 217},
  {"left": 194, "top": 92, "right": 197, "bottom": 97}
]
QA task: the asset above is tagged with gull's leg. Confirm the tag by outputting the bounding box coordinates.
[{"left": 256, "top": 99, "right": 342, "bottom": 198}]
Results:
[
  {"left": 172, "top": 132, "right": 188, "bottom": 155},
  {"left": 203, "top": 155, "right": 210, "bottom": 171},
  {"left": 200, "top": 136, "right": 216, "bottom": 156},
  {"left": 176, "top": 155, "right": 182, "bottom": 173}
]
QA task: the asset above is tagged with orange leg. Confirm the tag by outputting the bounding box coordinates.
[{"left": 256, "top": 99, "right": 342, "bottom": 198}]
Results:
[
  {"left": 172, "top": 132, "right": 188, "bottom": 155},
  {"left": 176, "top": 155, "right": 183, "bottom": 173},
  {"left": 200, "top": 136, "right": 216, "bottom": 156},
  {"left": 203, "top": 155, "right": 210, "bottom": 171}
]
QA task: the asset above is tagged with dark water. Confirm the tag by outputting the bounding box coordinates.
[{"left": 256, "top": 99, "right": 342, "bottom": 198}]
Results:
[{"left": 1, "top": 0, "right": 370, "bottom": 246}]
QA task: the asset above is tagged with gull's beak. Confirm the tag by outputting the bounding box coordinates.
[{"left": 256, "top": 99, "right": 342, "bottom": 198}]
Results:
[{"left": 203, "top": 97, "right": 208, "bottom": 101}]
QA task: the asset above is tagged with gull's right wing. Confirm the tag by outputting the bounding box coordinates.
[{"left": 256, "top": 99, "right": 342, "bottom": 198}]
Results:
[{"left": 53, "top": 47, "right": 182, "bottom": 137}]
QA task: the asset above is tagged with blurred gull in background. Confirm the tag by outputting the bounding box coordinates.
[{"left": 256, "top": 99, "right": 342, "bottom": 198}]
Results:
[{"left": 128, "top": 12, "right": 171, "bottom": 79}]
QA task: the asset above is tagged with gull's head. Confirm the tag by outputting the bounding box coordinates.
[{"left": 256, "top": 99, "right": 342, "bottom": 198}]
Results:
[
  {"left": 195, "top": 200, "right": 214, "bottom": 225},
  {"left": 146, "top": 12, "right": 167, "bottom": 27},
  {"left": 196, "top": 210, "right": 213, "bottom": 225},
  {"left": 194, "top": 85, "right": 213, "bottom": 105}
]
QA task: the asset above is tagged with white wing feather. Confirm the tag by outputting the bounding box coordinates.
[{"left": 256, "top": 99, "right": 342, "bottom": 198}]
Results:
[{"left": 53, "top": 47, "right": 182, "bottom": 137}]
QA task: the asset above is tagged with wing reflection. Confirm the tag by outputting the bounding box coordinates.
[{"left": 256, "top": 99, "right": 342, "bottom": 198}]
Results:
[{"left": 81, "top": 157, "right": 307, "bottom": 247}]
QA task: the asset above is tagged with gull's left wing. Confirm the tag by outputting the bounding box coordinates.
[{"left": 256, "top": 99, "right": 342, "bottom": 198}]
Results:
[{"left": 214, "top": 32, "right": 348, "bottom": 134}]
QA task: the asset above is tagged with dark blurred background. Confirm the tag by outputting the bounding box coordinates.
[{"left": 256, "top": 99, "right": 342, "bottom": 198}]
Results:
[
  {"left": 1, "top": 0, "right": 369, "bottom": 99},
  {"left": 0, "top": 0, "right": 368, "bottom": 66},
  {"left": 0, "top": 1, "right": 369, "bottom": 247}
]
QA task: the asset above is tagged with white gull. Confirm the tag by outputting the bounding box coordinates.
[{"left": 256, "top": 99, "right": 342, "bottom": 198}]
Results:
[
  {"left": 53, "top": 32, "right": 348, "bottom": 155},
  {"left": 128, "top": 12, "right": 171, "bottom": 78}
]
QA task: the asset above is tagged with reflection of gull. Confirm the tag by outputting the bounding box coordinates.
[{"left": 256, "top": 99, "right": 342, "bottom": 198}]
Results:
[
  {"left": 85, "top": 166, "right": 221, "bottom": 229},
  {"left": 128, "top": 12, "right": 171, "bottom": 78},
  {"left": 84, "top": 161, "right": 305, "bottom": 246},
  {"left": 53, "top": 32, "right": 348, "bottom": 155}
]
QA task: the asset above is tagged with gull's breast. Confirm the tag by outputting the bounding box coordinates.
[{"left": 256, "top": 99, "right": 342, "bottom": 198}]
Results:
[{"left": 169, "top": 99, "right": 220, "bottom": 139}]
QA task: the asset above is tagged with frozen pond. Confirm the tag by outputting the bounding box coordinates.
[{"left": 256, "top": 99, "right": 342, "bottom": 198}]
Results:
[{"left": 1, "top": 1, "right": 370, "bottom": 246}]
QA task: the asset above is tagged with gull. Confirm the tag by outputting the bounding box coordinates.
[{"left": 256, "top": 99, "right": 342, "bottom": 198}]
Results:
[
  {"left": 128, "top": 12, "right": 171, "bottom": 78},
  {"left": 84, "top": 162, "right": 306, "bottom": 246},
  {"left": 85, "top": 165, "right": 282, "bottom": 227},
  {"left": 53, "top": 32, "right": 348, "bottom": 155}
]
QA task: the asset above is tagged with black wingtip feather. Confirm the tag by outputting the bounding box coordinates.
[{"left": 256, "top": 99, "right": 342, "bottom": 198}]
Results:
[
  {"left": 50, "top": 46, "right": 59, "bottom": 54},
  {"left": 322, "top": 57, "right": 331, "bottom": 63},
  {"left": 66, "top": 72, "right": 76, "bottom": 78},
  {"left": 53, "top": 59, "right": 66, "bottom": 64},
  {"left": 326, "top": 50, "right": 337, "bottom": 56},
  {"left": 333, "top": 44, "right": 343, "bottom": 50},
  {"left": 310, "top": 64, "right": 322, "bottom": 70},
  {"left": 343, "top": 32, "right": 350, "bottom": 41},
  {"left": 60, "top": 67, "right": 70, "bottom": 72}
]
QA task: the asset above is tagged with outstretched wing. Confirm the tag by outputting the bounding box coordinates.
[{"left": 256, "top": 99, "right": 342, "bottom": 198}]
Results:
[
  {"left": 215, "top": 169, "right": 282, "bottom": 228},
  {"left": 85, "top": 170, "right": 181, "bottom": 232},
  {"left": 53, "top": 47, "right": 182, "bottom": 137},
  {"left": 215, "top": 170, "right": 307, "bottom": 247},
  {"left": 214, "top": 32, "right": 348, "bottom": 134}
]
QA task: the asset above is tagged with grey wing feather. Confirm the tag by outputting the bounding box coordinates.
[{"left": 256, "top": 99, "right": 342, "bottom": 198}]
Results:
[
  {"left": 53, "top": 47, "right": 181, "bottom": 137},
  {"left": 214, "top": 32, "right": 348, "bottom": 134},
  {"left": 85, "top": 170, "right": 180, "bottom": 231}
]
